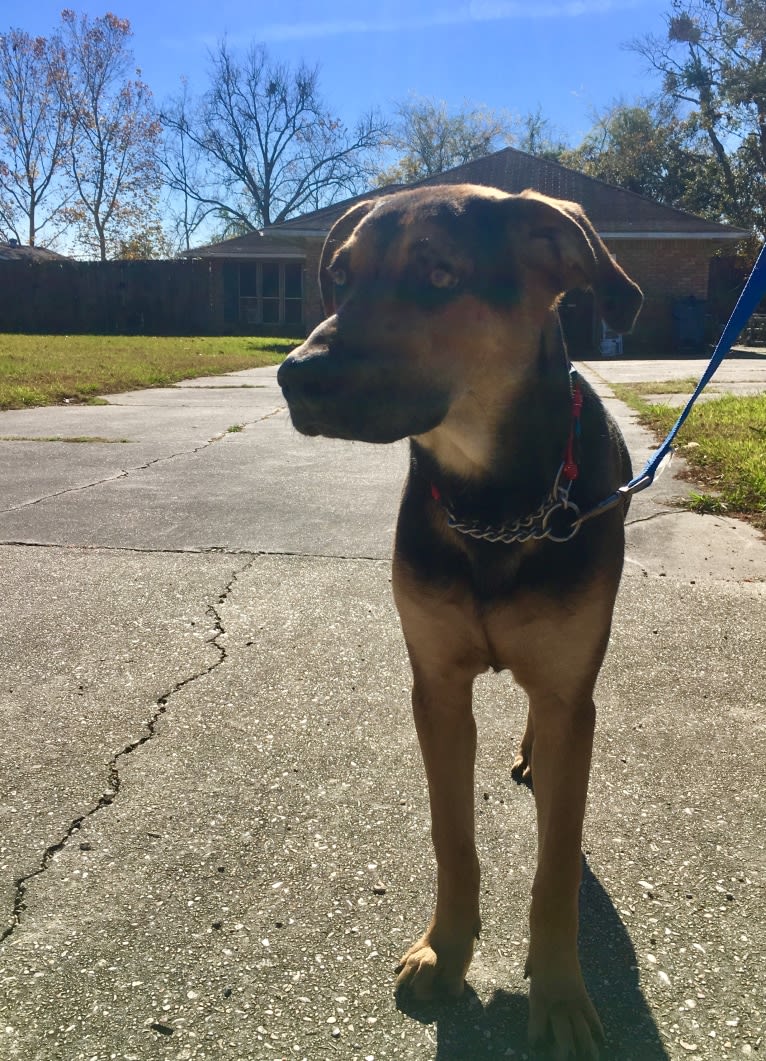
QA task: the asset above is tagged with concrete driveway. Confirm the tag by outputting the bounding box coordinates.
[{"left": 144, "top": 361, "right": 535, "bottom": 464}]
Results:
[{"left": 0, "top": 355, "right": 764, "bottom": 1060}]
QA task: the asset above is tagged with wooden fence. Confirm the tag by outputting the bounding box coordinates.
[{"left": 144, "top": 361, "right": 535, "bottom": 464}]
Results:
[{"left": 0, "top": 259, "right": 222, "bottom": 335}]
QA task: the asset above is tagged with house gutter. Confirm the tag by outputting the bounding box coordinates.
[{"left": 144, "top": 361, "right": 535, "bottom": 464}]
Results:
[
  {"left": 600, "top": 231, "right": 748, "bottom": 240},
  {"left": 260, "top": 229, "right": 328, "bottom": 238},
  {"left": 184, "top": 250, "right": 307, "bottom": 260},
  {"left": 266, "top": 227, "right": 748, "bottom": 241}
]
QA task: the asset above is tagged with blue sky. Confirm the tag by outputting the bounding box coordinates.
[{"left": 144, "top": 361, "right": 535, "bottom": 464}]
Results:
[{"left": 4, "top": 0, "right": 669, "bottom": 145}]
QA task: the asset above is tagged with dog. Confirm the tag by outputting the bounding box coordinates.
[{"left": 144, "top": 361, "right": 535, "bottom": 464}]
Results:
[{"left": 277, "top": 184, "right": 643, "bottom": 1059}]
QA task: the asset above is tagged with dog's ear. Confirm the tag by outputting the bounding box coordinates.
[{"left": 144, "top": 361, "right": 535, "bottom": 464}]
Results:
[
  {"left": 513, "top": 190, "right": 643, "bottom": 334},
  {"left": 319, "top": 199, "right": 376, "bottom": 314}
]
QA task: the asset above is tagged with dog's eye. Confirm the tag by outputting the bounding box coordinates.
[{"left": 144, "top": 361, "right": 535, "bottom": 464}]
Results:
[
  {"left": 329, "top": 267, "right": 348, "bottom": 288},
  {"left": 430, "top": 267, "right": 458, "bottom": 290}
]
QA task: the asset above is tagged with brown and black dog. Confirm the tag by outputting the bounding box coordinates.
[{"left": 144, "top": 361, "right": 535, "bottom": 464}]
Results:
[{"left": 278, "top": 184, "right": 642, "bottom": 1059}]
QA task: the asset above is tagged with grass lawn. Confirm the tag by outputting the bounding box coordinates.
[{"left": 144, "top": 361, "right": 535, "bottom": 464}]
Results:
[
  {"left": 614, "top": 383, "right": 766, "bottom": 531},
  {"left": 0, "top": 334, "right": 298, "bottom": 410}
]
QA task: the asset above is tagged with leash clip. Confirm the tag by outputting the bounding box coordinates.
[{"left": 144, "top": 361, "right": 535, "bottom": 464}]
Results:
[{"left": 541, "top": 497, "right": 582, "bottom": 543}]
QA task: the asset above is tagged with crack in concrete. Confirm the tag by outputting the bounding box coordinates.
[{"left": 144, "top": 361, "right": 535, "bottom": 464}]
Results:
[
  {"left": 207, "top": 404, "right": 283, "bottom": 437},
  {"left": 2, "top": 468, "right": 129, "bottom": 514},
  {"left": 0, "top": 557, "right": 255, "bottom": 945},
  {"left": 626, "top": 508, "right": 680, "bottom": 528},
  {"left": 0, "top": 407, "right": 285, "bottom": 516},
  {"left": 0, "top": 541, "right": 390, "bottom": 562}
]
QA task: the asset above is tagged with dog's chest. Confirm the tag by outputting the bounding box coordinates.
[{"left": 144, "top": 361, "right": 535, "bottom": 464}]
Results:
[{"left": 462, "top": 533, "right": 578, "bottom": 604}]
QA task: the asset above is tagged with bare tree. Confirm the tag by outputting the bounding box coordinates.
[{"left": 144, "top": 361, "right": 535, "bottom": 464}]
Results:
[
  {"left": 159, "top": 78, "right": 220, "bottom": 250},
  {"left": 49, "top": 10, "right": 162, "bottom": 259},
  {"left": 375, "top": 95, "right": 514, "bottom": 185},
  {"left": 160, "top": 41, "right": 387, "bottom": 233},
  {"left": 0, "top": 28, "right": 70, "bottom": 247}
]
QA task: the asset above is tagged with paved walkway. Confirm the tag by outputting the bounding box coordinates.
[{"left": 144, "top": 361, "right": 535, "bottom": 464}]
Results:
[{"left": 0, "top": 355, "right": 763, "bottom": 1060}]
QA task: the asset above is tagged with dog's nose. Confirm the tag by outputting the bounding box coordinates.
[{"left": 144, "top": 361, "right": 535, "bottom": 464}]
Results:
[
  {"left": 278, "top": 347, "right": 339, "bottom": 401},
  {"left": 276, "top": 353, "right": 298, "bottom": 396},
  {"left": 277, "top": 349, "right": 319, "bottom": 398},
  {"left": 277, "top": 349, "right": 317, "bottom": 398}
]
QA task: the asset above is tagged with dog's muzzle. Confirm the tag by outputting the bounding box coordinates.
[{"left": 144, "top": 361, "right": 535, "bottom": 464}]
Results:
[
  {"left": 278, "top": 344, "right": 449, "bottom": 444},
  {"left": 277, "top": 346, "right": 346, "bottom": 437}
]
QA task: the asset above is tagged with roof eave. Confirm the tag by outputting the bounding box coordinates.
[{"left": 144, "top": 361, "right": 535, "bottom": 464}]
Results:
[
  {"left": 264, "top": 225, "right": 748, "bottom": 241},
  {"left": 187, "top": 251, "right": 307, "bottom": 259},
  {"left": 259, "top": 227, "right": 329, "bottom": 238},
  {"left": 602, "top": 230, "right": 749, "bottom": 240}
]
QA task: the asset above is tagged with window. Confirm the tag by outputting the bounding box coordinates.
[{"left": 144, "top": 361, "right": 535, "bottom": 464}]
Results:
[
  {"left": 239, "top": 264, "right": 258, "bottom": 298},
  {"left": 234, "top": 262, "right": 303, "bottom": 326},
  {"left": 284, "top": 264, "right": 303, "bottom": 324}
]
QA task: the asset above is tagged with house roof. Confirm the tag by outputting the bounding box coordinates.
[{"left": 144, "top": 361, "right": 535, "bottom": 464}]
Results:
[
  {"left": 182, "top": 231, "right": 310, "bottom": 260},
  {"left": 182, "top": 184, "right": 407, "bottom": 259},
  {"left": 0, "top": 242, "right": 72, "bottom": 262},
  {"left": 266, "top": 147, "right": 747, "bottom": 241},
  {"left": 184, "top": 147, "right": 748, "bottom": 259}
]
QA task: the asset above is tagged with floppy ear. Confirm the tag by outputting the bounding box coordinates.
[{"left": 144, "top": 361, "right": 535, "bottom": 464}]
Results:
[
  {"left": 514, "top": 190, "right": 643, "bottom": 334},
  {"left": 318, "top": 199, "right": 376, "bottom": 314}
]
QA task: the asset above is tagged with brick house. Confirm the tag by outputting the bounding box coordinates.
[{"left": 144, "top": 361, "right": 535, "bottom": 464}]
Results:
[{"left": 186, "top": 147, "right": 748, "bottom": 352}]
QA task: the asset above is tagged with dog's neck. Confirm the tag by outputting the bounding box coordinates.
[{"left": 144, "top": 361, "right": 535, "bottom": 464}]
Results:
[{"left": 411, "top": 322, "right": 574, "bottom": 522}]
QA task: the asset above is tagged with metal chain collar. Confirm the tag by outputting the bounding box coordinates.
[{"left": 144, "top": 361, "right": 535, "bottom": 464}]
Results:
[
  {"left": 438, "top": 463, "right": 582, "bottom": 545},
  {"left": 431, "top": 373, "right": 585, "bottom": 545}
]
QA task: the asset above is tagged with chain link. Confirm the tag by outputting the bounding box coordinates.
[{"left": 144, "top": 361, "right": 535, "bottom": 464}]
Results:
[{"left": 441, "top": 464, "right": 583, "bottom": 545}]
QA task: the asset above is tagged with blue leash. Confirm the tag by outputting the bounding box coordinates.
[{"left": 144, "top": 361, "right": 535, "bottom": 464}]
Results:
[{"left": 576, "top": 241, "right": 766, "bottom": 528}]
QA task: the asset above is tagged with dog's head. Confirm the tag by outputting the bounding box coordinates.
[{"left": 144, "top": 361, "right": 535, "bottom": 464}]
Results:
[{"left": 278, "top": 184, "right": 642, "bottom": 445}]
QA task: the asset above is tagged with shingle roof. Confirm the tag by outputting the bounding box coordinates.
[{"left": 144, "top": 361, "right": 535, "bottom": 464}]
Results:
[
  {"left": 267, "top": 147, "right": 746, "bottom": 239},
  {"left": 257, "top": 183, "right": 407, "bottom": 238},
  {"left": 0, "top": 242, "right": 72, "bottom": 261},
  {"left": 182, "top": 231, "right": 309, "bottom": 260}
]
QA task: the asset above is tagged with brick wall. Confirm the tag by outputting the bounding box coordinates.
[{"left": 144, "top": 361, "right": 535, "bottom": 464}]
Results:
[
  {"left": 606, "top": 238, "right": 716, "bottom": 352},
  {"left": 292, "top": 234, "right": 726, "bottom": 350}
]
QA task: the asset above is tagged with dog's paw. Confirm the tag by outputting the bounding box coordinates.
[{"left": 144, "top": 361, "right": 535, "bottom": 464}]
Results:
[
  {"left": 528, "top": 969, "right": 604, "bottom": 1060},
  {"left": 511, "top": 747, "right": 533, "bottom": 788},
  {"left": 394, "top": 933, "right": 472, "bottom": 1001}
]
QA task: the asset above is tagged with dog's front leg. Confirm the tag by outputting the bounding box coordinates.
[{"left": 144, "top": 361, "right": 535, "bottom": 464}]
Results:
[
  {"left": 393, "top": 571, "right": 485, "bottom": 1000},
  {"left": 504, "top": 590, "right": 616, "bottom": 1060},
  {"left": 396, "top": 665, "right": 481, "bottom": 998},
  {"left": 524, "top": 691, "right": 603, "bottom": 1059}
]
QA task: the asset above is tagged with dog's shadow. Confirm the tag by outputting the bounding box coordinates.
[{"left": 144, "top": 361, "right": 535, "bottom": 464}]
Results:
[{"left": 397, "top": 860, "right": 669, "bottom": 1060}]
